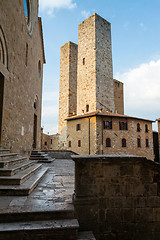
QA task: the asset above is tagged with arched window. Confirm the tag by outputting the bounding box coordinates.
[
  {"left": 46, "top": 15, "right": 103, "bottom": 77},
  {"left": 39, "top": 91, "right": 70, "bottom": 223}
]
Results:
[
  {"left": 122, "top": 138, "right": 126, "bottom": 147},
  {"left": 106, "top": 138, "right": 111, "bottom": 147},
  {"left": 34, "top": 95, "right": 38, "bottom": 110},
  {"left": 23, "top": 0, "right": 30, "bottom": 24},
  {"left": 86, "top": 104, "right": 89, "bottom": 112},
  {"left": 137, "top": 123, "right": 141, "bottom": 132},
  {"left": 0, "top": 26, "right": 8, "bottom": 67},
  {"left": 145, "top": 124, "right": 149, "bottom": 133},
  {"left": 137, "top": 137, "right": 141, "bottom": 148}
]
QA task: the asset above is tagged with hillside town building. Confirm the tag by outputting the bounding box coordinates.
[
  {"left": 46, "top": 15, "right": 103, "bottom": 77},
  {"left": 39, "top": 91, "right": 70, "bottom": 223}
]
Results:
[{"left": 56, "top": 13, "right": 155, "bottom": 160}]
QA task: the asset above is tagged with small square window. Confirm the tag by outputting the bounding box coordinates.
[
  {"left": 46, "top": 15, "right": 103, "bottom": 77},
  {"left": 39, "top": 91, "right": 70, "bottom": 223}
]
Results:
[{"left": 104, "top": 121, "right": 112, "bottom": 130}]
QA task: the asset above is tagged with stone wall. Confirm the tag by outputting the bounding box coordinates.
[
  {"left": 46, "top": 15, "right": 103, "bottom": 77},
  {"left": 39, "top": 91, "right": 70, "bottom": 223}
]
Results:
[
  {"left": 96, "top": 116, "right": 154, "bottom": 160},
  {"left": 0, "top": 0, "right": 45, "bottom": 156},
  {"left": 77, "top": 13, "right": 114, "bottom": 115},
  {"left": 67, "top": 116, "right": 97, "bottom": 155},
  {"left": 113, "top": 79, "right": 124, "bottom": 114},
  {"left": 72, "top": 155, "right": 160, "bottom": 240},
  {"left": 67, "top": 115, "right": 154, "bottom": 160},
  {"left": 58, "top": 41, "right": 78, "bottom": 148}
]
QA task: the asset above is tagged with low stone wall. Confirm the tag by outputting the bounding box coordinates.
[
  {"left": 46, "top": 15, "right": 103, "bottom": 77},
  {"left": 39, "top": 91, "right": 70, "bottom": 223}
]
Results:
[
  {"left": 72, "top": 155, "right": 160, "bottom": 240},
  {"left": 43, "top": 150, "right": 78, "bottom": 159}
]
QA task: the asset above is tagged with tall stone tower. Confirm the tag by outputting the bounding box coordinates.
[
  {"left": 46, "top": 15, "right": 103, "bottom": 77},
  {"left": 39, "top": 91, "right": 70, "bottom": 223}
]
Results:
[
  {"left": 58, "top": 41, "right": 77, "bottom": 147},
  {"left": 77, "top": 13, "right": 114, "bottom": 115}
]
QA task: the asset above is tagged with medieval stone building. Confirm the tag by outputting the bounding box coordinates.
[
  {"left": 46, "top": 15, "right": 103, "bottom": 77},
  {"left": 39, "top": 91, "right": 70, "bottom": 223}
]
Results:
[
  {"left": 58, "top": 13, "right": 154, "bottom": 160},
  {"left": 0, "top": 0, "right": 45, "bottom": 156}
]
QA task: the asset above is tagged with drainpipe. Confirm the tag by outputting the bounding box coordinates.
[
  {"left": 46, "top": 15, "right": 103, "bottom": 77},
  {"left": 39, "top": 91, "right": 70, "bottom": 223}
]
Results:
[{"left": 88, "top": 117, "right": 91, "bottom": 155}]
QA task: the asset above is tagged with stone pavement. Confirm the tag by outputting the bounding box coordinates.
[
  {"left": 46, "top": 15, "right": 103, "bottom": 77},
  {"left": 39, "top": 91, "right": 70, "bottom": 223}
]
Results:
[{"left": 0, "top": 159, "right": 75, "bottom": 214}]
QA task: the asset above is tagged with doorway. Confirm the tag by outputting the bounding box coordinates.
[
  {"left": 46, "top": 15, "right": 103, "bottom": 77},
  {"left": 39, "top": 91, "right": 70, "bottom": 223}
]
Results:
[
  {"left": 0, "top": 73, "right": 4, "bottom": 145},
  {"left": 33, "top": 114, "right": 37, "bottom": 149}
]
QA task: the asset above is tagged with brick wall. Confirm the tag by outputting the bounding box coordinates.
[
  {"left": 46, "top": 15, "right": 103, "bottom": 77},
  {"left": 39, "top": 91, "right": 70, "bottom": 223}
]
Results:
[{"left": 72, "top": 155, "right": 160, "bottom": 240}]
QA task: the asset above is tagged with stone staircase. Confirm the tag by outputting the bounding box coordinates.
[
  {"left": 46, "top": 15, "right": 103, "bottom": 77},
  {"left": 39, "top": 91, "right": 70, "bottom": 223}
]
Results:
[
  {"left": 0, "top": 208, "right": 96, "bottom": 239},
  {"left": 0, "top": 148, "right": 48, "bottom": 196},
  {"left": 30, "top": 150, "right": 53, "bottom": 163}
]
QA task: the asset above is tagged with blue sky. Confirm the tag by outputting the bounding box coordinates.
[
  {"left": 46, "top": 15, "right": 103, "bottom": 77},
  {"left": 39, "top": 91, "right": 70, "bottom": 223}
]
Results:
[{"left": 39, "top": 0, "right": 160, "bottom": 134}]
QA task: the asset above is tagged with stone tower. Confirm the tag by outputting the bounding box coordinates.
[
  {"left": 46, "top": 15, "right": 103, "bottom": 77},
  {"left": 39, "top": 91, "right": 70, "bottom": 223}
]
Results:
[
  {"left": 58, "top": 41, "right": 78, "bottom": 146},
  {"left": 113, "top": 79, "right": 124, "bottom": 114},
  {"left": 77, "top": 13, "right": 114, "bottom": 115}
]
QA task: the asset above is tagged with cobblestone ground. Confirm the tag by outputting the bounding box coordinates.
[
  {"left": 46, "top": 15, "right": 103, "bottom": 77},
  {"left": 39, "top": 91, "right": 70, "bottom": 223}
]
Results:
[{"left": 0, "top": 159, "right": 75, "bottom": 214}]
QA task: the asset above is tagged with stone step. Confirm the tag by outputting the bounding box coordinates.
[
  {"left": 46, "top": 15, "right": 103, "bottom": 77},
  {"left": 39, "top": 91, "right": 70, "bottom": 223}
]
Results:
[
  {"left": 0, "top": 166, "right": 48, "bottom": 196},
  {"left": 0, "top": 149, "right": 10, "bottom": 154},
  {"left": 0, "top": 164, "right": 42, "bottom": 185},
  {"left": 0, "top": 219, "right": 79, "bottom": 240},
  {"left": 0, "top": 153, "right": 18, "bottom": 160},
  {"left": 30, "top": 155, "right": 48, "bottom": 160},
  {"left": 77, "top": 231, "right": 96, "bottom": 240},
  {"left": 0, "top": 206, "right": 75, "bottom": 223},
  {"left": 0, "top": 160, "right": 35, "bottom": 176},
  {"left": 0, "top": 156, "right": 27, "bottom": 168}
]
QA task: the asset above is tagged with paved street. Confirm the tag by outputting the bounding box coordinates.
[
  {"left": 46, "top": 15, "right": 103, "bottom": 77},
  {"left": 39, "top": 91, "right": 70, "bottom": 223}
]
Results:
[{"left": 0, "top": 159, "right": 75, "bottom": 214}]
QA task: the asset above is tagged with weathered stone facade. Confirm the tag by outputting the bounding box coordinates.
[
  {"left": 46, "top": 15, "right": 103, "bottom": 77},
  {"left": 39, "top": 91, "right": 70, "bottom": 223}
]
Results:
[
  {"left": 67, "top": 112, "right": 154, "bottom": 160},
  {"left": 77, "top": 13, "right": 114, "bottom": 115},
  {"left": 113, "top": 79, "right": 124, "bottom": 114},
  {"left": 58, "top": 41, "right": 78, "bottom": 148},
  {"left": 0, "top": 0, "right": 45, "bottom": 156},
  {"left": 58, "top": 13, "right": 124, "bottom": 150},
  {"left": 73, "top": 155, "right": 160, "bottom": 239}
]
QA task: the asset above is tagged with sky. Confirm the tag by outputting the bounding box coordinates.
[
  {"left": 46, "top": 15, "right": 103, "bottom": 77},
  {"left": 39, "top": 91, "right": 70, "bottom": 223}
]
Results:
[{"left": 39, "top": 0, "right": 160, "bottom": 134}]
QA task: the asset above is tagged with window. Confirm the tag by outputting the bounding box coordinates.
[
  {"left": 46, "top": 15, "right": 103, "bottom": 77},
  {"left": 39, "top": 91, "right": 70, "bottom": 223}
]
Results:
[
  {"left": 137, "top": 123, "right": 141, "bottom": 132},
  {"left": 83, "top": 58, "right": 85, "bottom": 65},
  {"left": 119, "top": 121, "right": 128, "bottom": 130},
  {"left": 104, "top": 121, "right": 112, "bottom": 130},
  {"left": 122, "top": 138, "right": 126, "bottom": 147},
  {"left": 78, "top": 140, "right": 81, "bottom": 147},
  {"left": 146, "top": 139, "right": 149, "bottom": 148},
  {"left": 44, "top": 141, "right": 47, "bottom": 146},
  {"left": 137, "top": 138, "right": 141, "bottom": 148},
  {"left": 76, "top": 124, "right": 81, "bottom": 131},
  {"left": 145, "top": 124, "right": 149, "bottom": 133},
  {"left": 25, "top": 43, "right": 28, "bottom": 66},
  {"left": 86, "top": 104, "right": 89, "bottom": 112},
  {"left": 68, "top": 141, "right": 71, "bottom": 147},
  {"left": 106, "top": 138, "right": 111, "bottom": 147},
  {"left": 51, "top": 139, "right": 52, "bottom": 144},
  {"left": 38, "top": 60, "right": 41, "bottom": 79}
]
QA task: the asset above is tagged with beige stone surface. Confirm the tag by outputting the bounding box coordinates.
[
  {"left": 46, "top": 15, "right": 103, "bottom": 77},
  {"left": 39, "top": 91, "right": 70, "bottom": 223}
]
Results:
[
  {"left": 67, "top": 114, "right": 154, "bottom": 160},
  {"left": 77, "top": 13, "right": 114, "bottom": 115},
  {"left": 0, "top": 0, "right": 45, "bottom": 156},
  {"left": 113, "top": 79, "right": 124, "bottom": 114}
]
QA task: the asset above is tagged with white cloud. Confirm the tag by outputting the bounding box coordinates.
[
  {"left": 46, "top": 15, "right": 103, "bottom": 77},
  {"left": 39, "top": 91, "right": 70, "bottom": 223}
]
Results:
[
  {"left": 116, "top": 59, "right": 160, "bottom": 123},
  {"left": 81, "top": 10, "right": 91, "bottom": 19},
  {"left": 39, "top": 0, "right": 77, "bottom": 15}
]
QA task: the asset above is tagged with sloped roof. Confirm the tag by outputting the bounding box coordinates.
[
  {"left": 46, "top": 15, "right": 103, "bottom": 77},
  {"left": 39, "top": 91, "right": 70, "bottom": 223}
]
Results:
[{"left": 66, "top": 110, "right": 154, "bottom": 122}]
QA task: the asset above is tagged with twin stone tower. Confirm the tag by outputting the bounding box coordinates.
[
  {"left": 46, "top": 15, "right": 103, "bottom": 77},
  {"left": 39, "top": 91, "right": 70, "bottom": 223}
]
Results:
[{"left": 58, "top": 13, "right": 124, "bottom": 148}]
